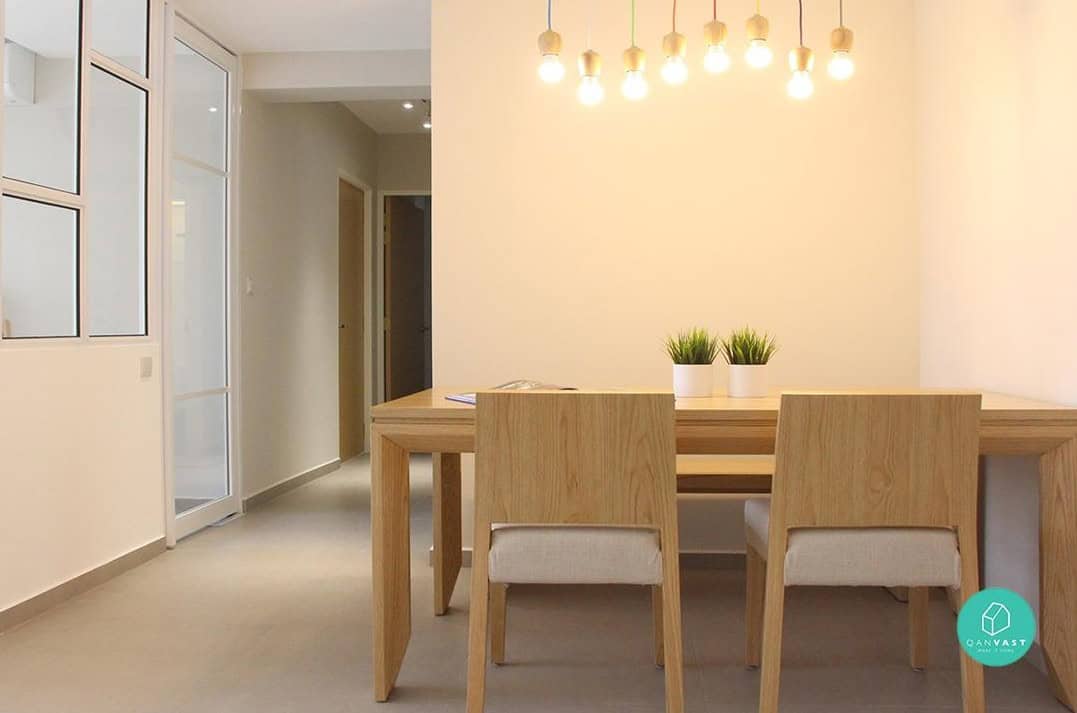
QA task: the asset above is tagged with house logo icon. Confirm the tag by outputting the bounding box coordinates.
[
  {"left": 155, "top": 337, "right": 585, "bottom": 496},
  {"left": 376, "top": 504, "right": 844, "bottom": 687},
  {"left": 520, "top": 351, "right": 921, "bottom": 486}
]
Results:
[{"left": 981, "top": 602, "right": 1012, "bottom": 637}]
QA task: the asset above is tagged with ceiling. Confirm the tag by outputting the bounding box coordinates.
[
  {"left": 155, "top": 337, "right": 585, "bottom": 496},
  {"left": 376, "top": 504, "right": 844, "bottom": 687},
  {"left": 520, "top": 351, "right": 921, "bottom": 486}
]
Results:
[
  {"left": 344, "top": 99, "right": 431, "bottom": 135},
  {"left": 175, "top": 0, "right": 431, "bottom": 54}
]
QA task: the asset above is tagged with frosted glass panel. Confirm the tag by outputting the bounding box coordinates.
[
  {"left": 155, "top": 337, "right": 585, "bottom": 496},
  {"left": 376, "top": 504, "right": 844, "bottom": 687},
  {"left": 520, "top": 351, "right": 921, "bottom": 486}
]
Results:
[
  {"left": 0, "top": 196, "right": 78, "bottom": 338},
  {"left": 3, "top": 0, "right": 80, "bottom": 192},
  {"left": 92, "top": 0, "right": 148, "bottom": 76},
  {"left": 172, "top": 39, "right": 226, "bottom": 171},
  {"left": 88, "top": 67, "right": 147, "bottom": 336},
  {"left": 171, "top": 160, "right": 226, "bottom": 394},
  {"left": 173, "top": 393, "right": 229, "bottom": 512}
]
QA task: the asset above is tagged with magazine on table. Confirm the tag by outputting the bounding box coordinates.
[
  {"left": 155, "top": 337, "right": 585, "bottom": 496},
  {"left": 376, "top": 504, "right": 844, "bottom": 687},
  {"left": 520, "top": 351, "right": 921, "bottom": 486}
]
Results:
[{"left": 446, "top": 380, "right": 576, "bottom": 405}]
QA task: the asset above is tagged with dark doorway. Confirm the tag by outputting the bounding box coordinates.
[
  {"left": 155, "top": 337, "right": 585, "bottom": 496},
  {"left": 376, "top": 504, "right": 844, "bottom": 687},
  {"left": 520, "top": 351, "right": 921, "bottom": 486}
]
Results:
[{"left": 384, "top": 195, "right": 431, "bottom": 400}]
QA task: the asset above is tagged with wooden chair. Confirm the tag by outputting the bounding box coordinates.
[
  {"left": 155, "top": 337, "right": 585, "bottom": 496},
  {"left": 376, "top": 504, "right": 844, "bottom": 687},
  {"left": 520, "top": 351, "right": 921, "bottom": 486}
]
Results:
[
  {"left": 466, "top": 391, "right": 684, "bottom": 713},
  {"left": 744, "top": 393, "right": 984, "bottom": 713}
]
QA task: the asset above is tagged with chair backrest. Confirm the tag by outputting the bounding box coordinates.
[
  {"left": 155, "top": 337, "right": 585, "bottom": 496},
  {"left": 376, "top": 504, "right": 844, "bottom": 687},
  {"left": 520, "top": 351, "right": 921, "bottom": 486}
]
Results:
[
  {"left": 474, "top": 391, "right": 677, "bottom": 529},
  {"left": 771, "top": 393, "right": 981, "bottom": 531}
]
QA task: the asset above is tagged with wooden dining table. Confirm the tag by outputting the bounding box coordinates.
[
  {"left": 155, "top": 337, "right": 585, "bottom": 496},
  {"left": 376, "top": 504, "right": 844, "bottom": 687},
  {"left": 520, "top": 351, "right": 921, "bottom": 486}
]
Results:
[{"left": 369, "top": 387, "right": 1077, "bottom": 709}]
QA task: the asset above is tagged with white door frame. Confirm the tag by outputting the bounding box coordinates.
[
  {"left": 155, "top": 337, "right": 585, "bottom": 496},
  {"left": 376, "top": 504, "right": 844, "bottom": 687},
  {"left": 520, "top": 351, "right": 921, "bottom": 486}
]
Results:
[
  {"left": 163, "top": 8, "right": 242, "bottom": 544},
  {"left": 375, "top": 189, "right": 431, "bottom": 404},
  {"left": 337, "top": 170, "right": 374, "bottom": 455}
]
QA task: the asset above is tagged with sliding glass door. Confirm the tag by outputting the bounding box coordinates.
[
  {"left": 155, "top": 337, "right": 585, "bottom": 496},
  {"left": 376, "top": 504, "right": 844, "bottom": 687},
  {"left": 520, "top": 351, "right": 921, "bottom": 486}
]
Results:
[{"left": 166, "top": 14, "right": 238, "bottom": 539}]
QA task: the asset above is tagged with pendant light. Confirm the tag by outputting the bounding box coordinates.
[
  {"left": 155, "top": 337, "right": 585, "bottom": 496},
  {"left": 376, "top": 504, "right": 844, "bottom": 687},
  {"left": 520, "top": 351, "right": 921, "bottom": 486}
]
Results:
[
  {"left": 744, "top": 0, "right": 773, "bottom": 69},
  {"left": 537, "top": 0, "right": 565, "bottom": 83},
  {"left": 577, "top": 2, "right": 604, "bottom": 105},
  {"left": 622, "top": 0, "right": 648, "bottom": 100},
  {"left": 828, "top": 0, "right": 855, "bottom": 80},
  {"left": 787, "top": 0, "right": 814, "bottom": 99},
  {"left": 660, "top": 0, "right": 688, "bottom": 85},
  {"left": 702, "top": 0, "right": 731, "bottom": 74},
  {"left": 578, "top": 50, "right": 604, "bottom": 105}
]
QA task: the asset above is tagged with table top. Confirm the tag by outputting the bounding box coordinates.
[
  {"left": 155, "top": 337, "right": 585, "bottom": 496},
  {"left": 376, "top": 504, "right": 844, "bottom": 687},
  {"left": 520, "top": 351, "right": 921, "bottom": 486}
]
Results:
[{"left": 372, "top": 387, "right": 1077, "bottom": 424}]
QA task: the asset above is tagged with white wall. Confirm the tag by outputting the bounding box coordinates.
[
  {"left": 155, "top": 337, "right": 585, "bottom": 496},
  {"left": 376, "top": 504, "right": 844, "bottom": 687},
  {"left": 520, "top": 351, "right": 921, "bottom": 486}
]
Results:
[
  {"left": 0, "top": 344, "right": 164, "bottom": 612},
  {"left": 377, "top": 133, "right": 431, "bottom": 192},
  {"left": 917, "top": 0, "right": 1077, "bottom": 644},
  {"left": 432, "top": 0, "right": 920, "bottom": 551},
  {"left": 238, "top": 94, "right": 379, "bottom": 498}
]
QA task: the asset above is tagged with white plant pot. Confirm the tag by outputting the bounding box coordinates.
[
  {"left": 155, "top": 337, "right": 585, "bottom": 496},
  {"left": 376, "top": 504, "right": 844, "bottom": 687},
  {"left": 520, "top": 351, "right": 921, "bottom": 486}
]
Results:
[
  {"left": 728, "top": 364, "right": 769, "bottom": 398},
  {"left": 672, "top": 364, "right": 714, "bottom": 399}
]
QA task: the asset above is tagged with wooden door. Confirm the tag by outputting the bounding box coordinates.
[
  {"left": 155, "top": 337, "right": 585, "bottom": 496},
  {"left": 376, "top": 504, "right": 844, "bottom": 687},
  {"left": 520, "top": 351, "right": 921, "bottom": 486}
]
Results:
[
  {"left": 339, "top": 180, "right": 365, "bottom": 460},
  {"left": 384, "top": 196, "right": 428, "bottom": 400}
]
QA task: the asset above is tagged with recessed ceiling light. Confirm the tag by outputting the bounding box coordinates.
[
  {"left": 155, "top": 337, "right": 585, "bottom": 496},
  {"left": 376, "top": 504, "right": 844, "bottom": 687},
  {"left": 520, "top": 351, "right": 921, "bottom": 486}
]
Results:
[
  {"left": 402, "top": 101, "right": 415, "bottom": 110},
  {"left": 208, "top": 106, "right": 218, "bottom": 113}
]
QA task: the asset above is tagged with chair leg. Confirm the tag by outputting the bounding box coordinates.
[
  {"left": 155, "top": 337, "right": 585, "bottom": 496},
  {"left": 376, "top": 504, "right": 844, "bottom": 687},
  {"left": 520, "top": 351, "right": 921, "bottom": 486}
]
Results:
[
  {"left": 659, "top": 535, "right": 685, "bottom": 713},
  {"left": 946, "top": 586, "right": 961, "bottom": 615},
  {"left": 909, "top": 587, "right": 930, "bottom": 671},
  {"left": 490, "top": 583, "right": 508, "bottom": 665},
  {"left": 652, "top": 585, "right": 664, "bottom": 667},
  {"left": 466, "top": 527, "right": 493, "bottom": 713},
  {"left": 745, "top": 544, "right": 766, "bottom": 669},
  {"left": 758, "top": 531, "right": 788, "bottom": 713},
  {"left": 956, "top": 529, "right": 986, "bottom": 713}
]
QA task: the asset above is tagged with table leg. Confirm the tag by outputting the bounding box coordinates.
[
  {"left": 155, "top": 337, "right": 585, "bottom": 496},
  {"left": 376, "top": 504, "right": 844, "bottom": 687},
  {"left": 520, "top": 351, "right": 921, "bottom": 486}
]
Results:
[
  {"left": 1041, "top": 437, "right": 1077, "bottom": 712},
  {"left": 433, "top": 452, "right": 462, "bottom": 615},
  {"left": 372, "top": 427, "right": 411, "bottom": 701}
]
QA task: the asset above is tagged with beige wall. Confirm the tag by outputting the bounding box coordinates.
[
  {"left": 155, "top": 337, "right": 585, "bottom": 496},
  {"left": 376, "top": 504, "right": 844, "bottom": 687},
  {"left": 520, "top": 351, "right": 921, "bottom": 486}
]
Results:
[
  {"left": 0, "top": 345, "right": 164, "bottom": 611},
  {"left": 432, "top": 0, "right": 920, "bottom": 551},
  {"left": 239, "top": 95, "right": 379, "bottom": 498},
  {"left": 432, "top": 0, "right": 919, "bottom": 391},
  {"left": 917, "top": 0, "right": 1077, "bottom": 649},
  {"left": 378, "top": 134, "right": 432, "bottom": 193}
]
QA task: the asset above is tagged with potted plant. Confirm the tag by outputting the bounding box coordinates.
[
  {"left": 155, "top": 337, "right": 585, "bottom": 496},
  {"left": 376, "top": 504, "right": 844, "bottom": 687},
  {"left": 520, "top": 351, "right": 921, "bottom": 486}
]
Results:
[
  {"left": 665, "top": 328, "right": 721, "bottom": 398},
  {"left": 720, "top": 327, "right": 778, "bottom": 398}
]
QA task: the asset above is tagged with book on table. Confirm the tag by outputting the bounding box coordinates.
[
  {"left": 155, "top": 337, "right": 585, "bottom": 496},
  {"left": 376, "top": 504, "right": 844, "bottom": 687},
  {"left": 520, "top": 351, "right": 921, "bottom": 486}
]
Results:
[{"left": 446, "top": 380, "right": 576, "bottom": 405}]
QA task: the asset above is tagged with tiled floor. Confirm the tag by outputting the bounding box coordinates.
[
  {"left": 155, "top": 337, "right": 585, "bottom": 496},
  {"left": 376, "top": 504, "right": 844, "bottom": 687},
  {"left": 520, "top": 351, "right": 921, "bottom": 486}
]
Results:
[{"left": 0, "top": 456, "right": 1066, "bottom": 712}]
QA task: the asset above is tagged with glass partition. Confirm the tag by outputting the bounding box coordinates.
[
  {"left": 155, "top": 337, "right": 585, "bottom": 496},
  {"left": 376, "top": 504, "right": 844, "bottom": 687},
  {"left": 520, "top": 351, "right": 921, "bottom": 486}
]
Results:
[
  {"left": 1, "top": 0, "right": 150, "bottom": 342},
  {"left": 2, "top": 0, "right": 81, "bottom": 193},
  {"left": 0, "top": 197, "right": 78, "bottom": 338},
  {"left": 169, "top": 21, "right": 238, "bottom": 537},
  {"left": 92, "top": 0, "right": 149, "bottom": 75},
  {"left": 87, "top": 67, "right": 148, "bottom": 336}
]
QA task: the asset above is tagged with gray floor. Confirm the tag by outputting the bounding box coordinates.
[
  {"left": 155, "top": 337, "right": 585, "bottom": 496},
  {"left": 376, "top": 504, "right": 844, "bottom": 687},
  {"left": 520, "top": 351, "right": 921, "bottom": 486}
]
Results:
[{"left": 0, "top": 456, "right": 1066, "bottom": 713}]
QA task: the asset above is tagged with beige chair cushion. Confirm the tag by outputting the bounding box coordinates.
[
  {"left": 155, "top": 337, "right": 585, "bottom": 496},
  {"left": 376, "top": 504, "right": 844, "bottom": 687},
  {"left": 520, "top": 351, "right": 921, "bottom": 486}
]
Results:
[
  {"left": 744, "top": 499, "right": 960, "bottom": 587},
  {"left": 488, "top": 525, "right": 662, "bottom": 585}
]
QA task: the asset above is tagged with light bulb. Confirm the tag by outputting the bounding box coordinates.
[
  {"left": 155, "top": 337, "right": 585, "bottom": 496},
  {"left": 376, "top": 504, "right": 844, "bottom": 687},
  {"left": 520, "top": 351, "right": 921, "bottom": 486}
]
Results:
[
  {"left": 661, "top": 56, "right": 688, "bottom": 85},
  {"left": 622, "top": 70, "right": 648, "bottom": 100},
  {"left": 745, "top": 39, "right": 773, "bottom": 68},
  {"left": 538, "top": 53, "right": 565, "bottom": 83},
  {"left": 703, "top": 44, "right": 731, "bottom": 73},
  {"left": 422, "top": 117, "right": 432, "bottom": 129},
  {"left": 577, "top": 75, "right": 605, "bottom": 105},
  {"left": 828, "top": 50, "right": 854, "bottom": 80},
  {"left": 787, "top": 70, "right": 814, "bottom": 99}
]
